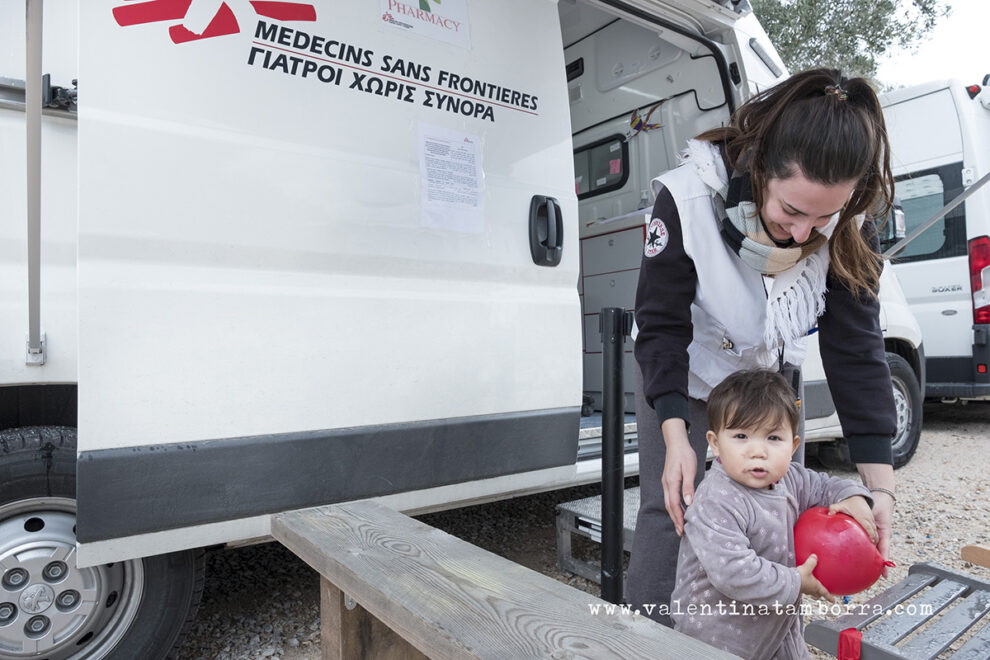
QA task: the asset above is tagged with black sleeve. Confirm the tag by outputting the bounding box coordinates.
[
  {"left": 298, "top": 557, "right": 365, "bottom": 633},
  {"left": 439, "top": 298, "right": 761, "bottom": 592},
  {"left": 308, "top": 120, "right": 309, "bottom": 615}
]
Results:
[
  {"left": 817, "top": 219, "right": 896, "bottom": 465},
  {"left": 633, "top": 187, "right": 697, "bottom": 424}
]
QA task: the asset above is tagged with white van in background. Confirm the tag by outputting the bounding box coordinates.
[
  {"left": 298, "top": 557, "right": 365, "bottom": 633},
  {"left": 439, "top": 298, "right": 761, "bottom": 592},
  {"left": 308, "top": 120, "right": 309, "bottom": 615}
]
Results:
[
  {"left": 880, "top": 78, "right": 990, "bottom": 400},
  {"left": 0, "top": 1, "right": 921, "bottom": 657}
]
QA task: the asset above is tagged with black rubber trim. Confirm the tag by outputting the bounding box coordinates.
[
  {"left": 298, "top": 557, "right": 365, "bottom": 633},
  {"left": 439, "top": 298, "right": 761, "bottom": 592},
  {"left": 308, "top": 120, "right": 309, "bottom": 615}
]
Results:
[
  {"left": 925, "top": 382, "right": 990, "bottom": 398},
  {"left": 576, "top": 134, "right": 631, "bottom": 200},
  {"left": 926, "top": 356, "right": 982, "bottom": 384},
  {"left": 571, "top": 87, "right": 723, "bottom": 141},
  {"left": 564, "top": 17, "right": 621, "bottom": 50},
  {"left": 76, "top": 407, "right": 580, "bottom": 543}
]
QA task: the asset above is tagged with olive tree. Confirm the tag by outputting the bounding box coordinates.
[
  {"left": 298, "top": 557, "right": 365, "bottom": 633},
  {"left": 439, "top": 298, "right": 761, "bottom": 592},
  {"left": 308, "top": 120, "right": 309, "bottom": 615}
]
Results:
[{"left": 751, "top": 0, "right": 950, "bottom": 80}]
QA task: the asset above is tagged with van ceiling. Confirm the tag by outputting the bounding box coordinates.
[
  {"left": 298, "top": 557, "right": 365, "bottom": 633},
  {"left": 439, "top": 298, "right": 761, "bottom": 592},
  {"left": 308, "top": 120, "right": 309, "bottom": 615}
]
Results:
[
  {"left": 558, "top": 2, "right": 616, "bottom": 48},
  {"left": 559, "top": 0, "right": 741, "bottom": 46}
]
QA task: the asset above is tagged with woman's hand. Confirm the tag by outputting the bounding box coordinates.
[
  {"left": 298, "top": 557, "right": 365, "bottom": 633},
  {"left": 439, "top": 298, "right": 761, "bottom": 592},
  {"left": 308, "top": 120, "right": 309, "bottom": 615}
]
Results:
[
  {"left": 828, "top": 495, "right": 878, "bottom": 543},
  {"left": 660, "top": 418, "right": 695, "bottom": 536},
  {"left": 870, "top": 491, "right": 895, "bottom": 576},
  {"left": 858, "top": 463, "right": 895, "bottom": 577}
]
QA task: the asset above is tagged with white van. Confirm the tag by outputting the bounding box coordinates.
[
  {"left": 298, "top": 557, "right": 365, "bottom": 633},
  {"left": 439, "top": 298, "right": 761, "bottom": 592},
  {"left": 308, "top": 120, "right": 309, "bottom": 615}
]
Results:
[
  {"left": 0, "top": 2, "right": 921, "bottom": 657},
  {"left": 880, "top": 78, "right": 990, "bottom": 401}
]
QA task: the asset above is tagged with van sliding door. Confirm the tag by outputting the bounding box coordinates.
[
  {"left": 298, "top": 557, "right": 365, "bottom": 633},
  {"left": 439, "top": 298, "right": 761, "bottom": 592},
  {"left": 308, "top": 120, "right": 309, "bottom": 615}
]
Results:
[{"left": 76, "top": 0, "right": 579, "bottom": 550}]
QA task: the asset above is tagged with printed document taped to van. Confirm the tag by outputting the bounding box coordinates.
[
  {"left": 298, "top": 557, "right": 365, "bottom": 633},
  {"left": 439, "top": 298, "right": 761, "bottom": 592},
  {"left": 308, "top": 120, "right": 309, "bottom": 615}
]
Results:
[{"left": 420, "top": 124, "right": 484, "bottom": 233}]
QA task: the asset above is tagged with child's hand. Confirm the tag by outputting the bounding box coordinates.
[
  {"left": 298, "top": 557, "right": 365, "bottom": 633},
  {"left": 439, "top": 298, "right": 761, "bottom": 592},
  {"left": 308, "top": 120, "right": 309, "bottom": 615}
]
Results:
[
  {"left": 829, "top": 495, "right": 879, "bottom": 544},
  {"left": 798, "top": 554, "right": 835, "bottom": 603}
]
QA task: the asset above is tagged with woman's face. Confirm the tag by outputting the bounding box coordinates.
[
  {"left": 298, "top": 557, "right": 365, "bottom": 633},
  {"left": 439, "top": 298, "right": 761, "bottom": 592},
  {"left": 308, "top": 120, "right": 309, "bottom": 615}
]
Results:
[{"left": 761, "top": 169, "right": 857, "bottom": 244}]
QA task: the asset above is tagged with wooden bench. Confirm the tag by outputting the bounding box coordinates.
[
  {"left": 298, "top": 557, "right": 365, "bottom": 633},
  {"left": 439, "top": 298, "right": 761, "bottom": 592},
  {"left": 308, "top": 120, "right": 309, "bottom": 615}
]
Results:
[
  {"left": 272, "top": 500, "right": 740, "bottom": 660},
  {"left": 804, "top": 554, "right": 990, "bottom": 659}
]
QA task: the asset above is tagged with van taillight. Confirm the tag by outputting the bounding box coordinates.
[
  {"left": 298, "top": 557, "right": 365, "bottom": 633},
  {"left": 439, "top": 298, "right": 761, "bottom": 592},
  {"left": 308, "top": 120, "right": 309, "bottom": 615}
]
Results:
[{"left": 970, "top": 236, "right": 990, "bottom": 324}]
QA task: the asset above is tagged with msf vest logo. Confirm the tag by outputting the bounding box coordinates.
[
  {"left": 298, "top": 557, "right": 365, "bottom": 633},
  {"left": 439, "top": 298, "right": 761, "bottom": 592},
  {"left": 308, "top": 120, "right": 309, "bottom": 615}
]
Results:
[{"left": 113, "top": 0, "right": 316, "bottom": 44}]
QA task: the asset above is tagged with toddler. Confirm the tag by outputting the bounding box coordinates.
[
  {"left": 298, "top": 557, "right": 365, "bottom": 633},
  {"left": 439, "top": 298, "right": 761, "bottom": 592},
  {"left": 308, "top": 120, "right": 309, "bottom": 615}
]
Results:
[{"left": 670, "top": 369, "right": 878, "bottom": 660}]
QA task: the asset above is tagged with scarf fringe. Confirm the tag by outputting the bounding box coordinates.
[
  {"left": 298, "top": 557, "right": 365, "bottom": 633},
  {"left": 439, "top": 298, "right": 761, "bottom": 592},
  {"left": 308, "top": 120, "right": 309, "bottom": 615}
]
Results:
[{"left": 764, "top": 251, "right": 829, "bottom": 347}]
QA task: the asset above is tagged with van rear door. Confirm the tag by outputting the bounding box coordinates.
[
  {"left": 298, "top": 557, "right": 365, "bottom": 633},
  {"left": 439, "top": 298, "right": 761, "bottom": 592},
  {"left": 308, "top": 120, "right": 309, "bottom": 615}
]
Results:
[
  {"left": 76, "top": 0, "right": 580, "bottom": 553},
  {"left": 563, "top": 0, "right": 784, "bottom": 414}
]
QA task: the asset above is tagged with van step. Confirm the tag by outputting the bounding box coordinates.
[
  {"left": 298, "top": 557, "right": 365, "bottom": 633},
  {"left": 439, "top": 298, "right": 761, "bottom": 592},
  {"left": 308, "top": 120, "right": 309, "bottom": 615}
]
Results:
[
  {"left": 577, "top": 413, "right": 638, "bottom": 460},
  {"left": 556, "top": 487, "right": 640, "bottom": 584}
]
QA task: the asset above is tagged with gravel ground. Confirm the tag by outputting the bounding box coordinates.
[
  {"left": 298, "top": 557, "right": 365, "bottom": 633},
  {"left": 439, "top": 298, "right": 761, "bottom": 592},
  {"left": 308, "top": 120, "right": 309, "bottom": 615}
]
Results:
[{"left": 175, "top": 401, "right": 990, "bottom": 659}]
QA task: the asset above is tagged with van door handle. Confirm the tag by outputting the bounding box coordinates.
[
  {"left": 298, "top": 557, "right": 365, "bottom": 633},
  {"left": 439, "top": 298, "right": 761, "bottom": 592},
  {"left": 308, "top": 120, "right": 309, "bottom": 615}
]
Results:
[{"left": 529, "top": 195, "right": 563, "bottom": 266}]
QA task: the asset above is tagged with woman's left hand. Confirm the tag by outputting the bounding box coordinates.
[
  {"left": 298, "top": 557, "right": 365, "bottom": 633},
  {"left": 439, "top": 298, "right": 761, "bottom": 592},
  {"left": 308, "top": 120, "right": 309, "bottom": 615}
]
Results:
[
  {"left": 869, "top": 491, "right": 895, "bottom": 577},
  {"left": 857, "top": 463, "right": 895, "bottom": 577},
  {"left": 828, "top": 495, "right": 878, "bottom": 544}
]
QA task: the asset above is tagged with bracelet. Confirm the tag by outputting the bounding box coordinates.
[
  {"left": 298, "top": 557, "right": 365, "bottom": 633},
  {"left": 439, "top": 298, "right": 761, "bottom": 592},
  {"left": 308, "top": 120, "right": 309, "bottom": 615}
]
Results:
[{"left": 869, "top": 487, "right": 896, "bottom": 503}]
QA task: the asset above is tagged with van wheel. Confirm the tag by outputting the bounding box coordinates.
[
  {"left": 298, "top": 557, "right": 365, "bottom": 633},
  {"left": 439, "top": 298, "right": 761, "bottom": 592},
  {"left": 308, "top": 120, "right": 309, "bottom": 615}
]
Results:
[
  {"left": 0, "top": 426, "right": 204, "bottom": 660},
  {"left": 814, "top": 440, "right": 851, "bottom": 471},
  {"left": 886, "top": 352, "right": 922, "bottom": 468},
  {"left": 814, "top": 353, "right": 922, "bottom": 470}
]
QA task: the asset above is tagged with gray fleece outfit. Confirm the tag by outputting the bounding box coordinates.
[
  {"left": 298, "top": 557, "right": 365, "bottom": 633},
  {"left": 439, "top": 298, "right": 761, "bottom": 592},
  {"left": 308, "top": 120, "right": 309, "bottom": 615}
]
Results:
[{"left": 671, "top": 461, "right": 872, "bottom": 660}]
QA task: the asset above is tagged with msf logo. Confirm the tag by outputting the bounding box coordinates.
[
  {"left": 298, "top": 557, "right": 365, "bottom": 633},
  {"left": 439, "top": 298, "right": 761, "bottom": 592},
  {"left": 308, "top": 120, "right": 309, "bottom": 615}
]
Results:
[{"left": 113, "top": 0, "right": 316, "bottom": 44}]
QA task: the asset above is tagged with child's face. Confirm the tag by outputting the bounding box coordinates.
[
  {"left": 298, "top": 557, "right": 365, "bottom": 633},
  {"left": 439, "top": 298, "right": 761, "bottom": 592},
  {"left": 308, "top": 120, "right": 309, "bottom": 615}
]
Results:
[{"left": 706, "top": 419, "right": 800, "bottom": 489}]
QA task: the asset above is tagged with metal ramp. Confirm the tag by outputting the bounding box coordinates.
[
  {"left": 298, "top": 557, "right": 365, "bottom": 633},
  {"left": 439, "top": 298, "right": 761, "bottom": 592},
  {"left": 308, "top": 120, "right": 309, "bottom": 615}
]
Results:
[
  {"left": 804, "top": 563, "right": 990, "bottom": 659},
  {"left": 556, "top": 487, "right": 640, "bottom": 583}
]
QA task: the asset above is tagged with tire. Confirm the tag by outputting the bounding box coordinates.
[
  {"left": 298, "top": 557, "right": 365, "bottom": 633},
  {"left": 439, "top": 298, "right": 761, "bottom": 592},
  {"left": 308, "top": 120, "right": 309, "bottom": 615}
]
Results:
[
  {"left": 886, "top": 352, "right": 923, "bottom": 468},
  {"left": 0, "top": 426, "right": 205, "bottom": 660},
  {"left": 813, "top": 353, "right": 922, "bottom": 470},
  {"left": 814, "top": 439, "right": 851, "bottom": 471}
]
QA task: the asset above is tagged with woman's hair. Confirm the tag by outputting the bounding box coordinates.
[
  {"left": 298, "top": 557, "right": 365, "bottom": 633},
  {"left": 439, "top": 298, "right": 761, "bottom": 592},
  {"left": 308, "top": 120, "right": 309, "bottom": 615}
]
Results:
[
  {"left": 707, "top": 369, "right": 799, "bottom": 436},
  {"left": 697, "top": 68, "right": 894, "bottom": 299}
]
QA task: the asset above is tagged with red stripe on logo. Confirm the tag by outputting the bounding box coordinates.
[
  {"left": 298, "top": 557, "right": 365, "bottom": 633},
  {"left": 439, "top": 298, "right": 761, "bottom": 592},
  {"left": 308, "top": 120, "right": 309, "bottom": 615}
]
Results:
[
  {"left": 250, "top": 1, "right": 317, "bottom": 21},
  {"left": 113, "top": 0, "right": 193, "bottom": 26},
  {"left": 168, "top": 2, "right": 239, "bottom": 43}
]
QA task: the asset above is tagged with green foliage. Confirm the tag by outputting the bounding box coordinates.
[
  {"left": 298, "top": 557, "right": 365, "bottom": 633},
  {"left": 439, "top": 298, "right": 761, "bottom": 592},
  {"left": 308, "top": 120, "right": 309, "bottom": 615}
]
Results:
[{"left": 751, "top": 0, "right": 950, "bottom": 80}]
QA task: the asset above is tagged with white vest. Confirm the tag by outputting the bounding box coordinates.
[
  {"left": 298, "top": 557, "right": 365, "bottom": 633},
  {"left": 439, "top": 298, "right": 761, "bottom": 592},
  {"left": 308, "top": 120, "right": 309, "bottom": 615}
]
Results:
[{"left": 650, "top": 144, "right": 832, "bottom": 399}]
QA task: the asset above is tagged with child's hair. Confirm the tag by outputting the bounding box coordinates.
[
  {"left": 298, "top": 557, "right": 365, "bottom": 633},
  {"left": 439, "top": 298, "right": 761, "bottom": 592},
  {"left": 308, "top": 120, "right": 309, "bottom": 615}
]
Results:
[
  {"left": 696, "top": 68, "right": 893, "bottom": 300},
  {"left": 707, "top": 369, "right": 800, "bottom": 436}
]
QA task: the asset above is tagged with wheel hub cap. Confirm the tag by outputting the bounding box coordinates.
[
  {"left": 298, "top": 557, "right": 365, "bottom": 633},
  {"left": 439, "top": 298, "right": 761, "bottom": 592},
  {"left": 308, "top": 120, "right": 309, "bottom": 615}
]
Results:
[{"left": 18, "top": 585, "right": 54, "bottom": 615}]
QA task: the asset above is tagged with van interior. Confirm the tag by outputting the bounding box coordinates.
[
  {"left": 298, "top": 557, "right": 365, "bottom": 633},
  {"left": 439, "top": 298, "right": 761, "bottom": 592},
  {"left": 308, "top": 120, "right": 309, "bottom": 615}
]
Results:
[{"left": 559, "top": 1, "right": 736, "bottom": 422}]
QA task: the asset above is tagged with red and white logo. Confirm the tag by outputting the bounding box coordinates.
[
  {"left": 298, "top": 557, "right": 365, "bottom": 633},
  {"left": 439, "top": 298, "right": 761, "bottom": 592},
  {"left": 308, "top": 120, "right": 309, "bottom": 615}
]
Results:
[
  {"left": 644, "top": 217, "right": 668, "bottom": 258},
  {"left": 113, "top": 0, "right": 316, "bottom": 44}
]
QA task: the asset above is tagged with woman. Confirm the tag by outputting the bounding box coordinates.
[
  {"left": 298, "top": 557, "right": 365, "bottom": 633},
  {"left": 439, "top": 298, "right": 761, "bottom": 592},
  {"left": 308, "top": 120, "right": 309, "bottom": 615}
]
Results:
[{"left": 628, "top": 69, "right": 898, "bottom": 625}]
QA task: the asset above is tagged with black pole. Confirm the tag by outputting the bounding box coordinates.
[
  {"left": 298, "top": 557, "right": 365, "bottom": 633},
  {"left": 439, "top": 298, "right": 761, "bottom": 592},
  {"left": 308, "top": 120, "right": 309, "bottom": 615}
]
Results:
[{"left": 600, "top": 307, "right": 632, "bottom": 603}]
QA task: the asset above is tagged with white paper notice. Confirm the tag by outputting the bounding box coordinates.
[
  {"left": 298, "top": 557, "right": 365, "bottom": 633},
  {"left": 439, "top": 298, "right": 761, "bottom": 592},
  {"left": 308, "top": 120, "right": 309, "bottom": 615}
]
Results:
[{"left": 419, "top": 125, "right": 484, "bottom": 234}]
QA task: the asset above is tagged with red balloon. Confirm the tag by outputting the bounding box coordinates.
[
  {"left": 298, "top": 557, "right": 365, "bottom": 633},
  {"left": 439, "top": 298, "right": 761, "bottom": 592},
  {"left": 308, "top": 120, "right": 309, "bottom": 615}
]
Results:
[{"left": 793, "top": 507, "right": 887, "bottom": 596}]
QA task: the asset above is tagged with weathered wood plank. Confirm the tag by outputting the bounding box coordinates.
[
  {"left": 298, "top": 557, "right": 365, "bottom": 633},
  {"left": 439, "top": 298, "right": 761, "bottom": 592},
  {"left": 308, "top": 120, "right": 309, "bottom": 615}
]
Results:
[
  {"left": 865, "top": 579, "right": 968, "bottom": 646},
  {"left": 273, "top": 501, "right": 740, "bottom": 660},
  {"left": 961, "top": 544, "right": 990, "bottom": 570},
  {"left": 898, "top": 589, "right": 990, "bottom": 660}
]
